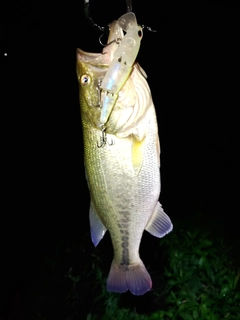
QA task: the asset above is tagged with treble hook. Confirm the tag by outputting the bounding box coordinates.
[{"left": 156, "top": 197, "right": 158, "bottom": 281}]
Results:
[{"left": 97, "top": 125, "right": 114, "bottom": 148}]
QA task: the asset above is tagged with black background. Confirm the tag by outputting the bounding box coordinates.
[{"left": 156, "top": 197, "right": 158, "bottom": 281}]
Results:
[{"left": 2, "top": 1, "right": 239, "bottom": 318}]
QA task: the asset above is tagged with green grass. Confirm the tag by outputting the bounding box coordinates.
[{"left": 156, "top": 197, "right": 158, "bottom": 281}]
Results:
[{"left": 62, "top": 227, "right": 240, "bottom": 320}]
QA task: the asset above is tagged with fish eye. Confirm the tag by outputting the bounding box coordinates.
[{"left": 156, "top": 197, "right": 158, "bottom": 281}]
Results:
[
  {"left": 80, "top": 74, "right": 91, "bottom": 86},
  {"left": 138, "top": 30, "right": 142, "bottom": 37}
]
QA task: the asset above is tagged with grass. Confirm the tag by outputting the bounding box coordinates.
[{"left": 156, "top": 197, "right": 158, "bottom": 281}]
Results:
[
  {"left": 23, "top": 211, "right": 240, "bottom": 320},
  {"left": 59, "top": 225, "right": 240, "bottom": 320}
]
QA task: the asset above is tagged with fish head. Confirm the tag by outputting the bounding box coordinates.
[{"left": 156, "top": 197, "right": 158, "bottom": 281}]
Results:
[
  {"left": 76, "top": 21, "right": 123, "bottom": 129},
  {"left": 77, "top": 18, "right": 151, "bottom": 136}
]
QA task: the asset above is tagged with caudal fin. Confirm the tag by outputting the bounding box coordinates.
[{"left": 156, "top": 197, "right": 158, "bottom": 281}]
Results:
[{"left": 106, "top": 260, "right": 152, "bottom": 295}]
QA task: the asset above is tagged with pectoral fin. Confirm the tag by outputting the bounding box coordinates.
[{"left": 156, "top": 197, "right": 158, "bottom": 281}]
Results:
[
  {"left": 145, "top": 202, "right": 173, "bottom": 237},
  {"left": 132, "top": 137, "right": 145, "bottom": 175},
  {"left": 89, "top": 201, "right": 107, "bottom": 247}
]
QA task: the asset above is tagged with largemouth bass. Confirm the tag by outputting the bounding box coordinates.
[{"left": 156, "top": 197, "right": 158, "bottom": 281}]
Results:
[{"left": 76, "top": 13, "right": 173, "bottom": 295}]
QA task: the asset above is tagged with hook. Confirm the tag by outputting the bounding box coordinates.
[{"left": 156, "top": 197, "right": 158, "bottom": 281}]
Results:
[
  {"left": 97, "top": 125, "right": 114, "bottom": 148},
  {"left": 99, "top": 34, "right": 122, "bottom": 47}
]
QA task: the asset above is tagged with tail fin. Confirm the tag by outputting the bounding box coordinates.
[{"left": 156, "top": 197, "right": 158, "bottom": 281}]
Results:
[{"left": 106, "top": 259, "right": 152, "bottom": 295}]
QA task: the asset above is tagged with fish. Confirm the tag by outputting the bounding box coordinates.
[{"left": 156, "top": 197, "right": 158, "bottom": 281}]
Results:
[{"left": 76, "top": 13, "right": 173, "bottom": 295}]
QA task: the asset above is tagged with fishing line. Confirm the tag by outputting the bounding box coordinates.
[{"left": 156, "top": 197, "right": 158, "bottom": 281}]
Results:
[
  {"left": 126, "top": 0, "right": 132, "bottom": 12},
  {"left": 83, "top": 0, "right": 105, "bottom": 31},
  {"left": 83, "top": 0, "right": 133, "bottom": 32}
]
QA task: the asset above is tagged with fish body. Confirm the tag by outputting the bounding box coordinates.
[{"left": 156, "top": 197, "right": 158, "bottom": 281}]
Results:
[{"left": 76, "top": 15, "right": 173, "bottom": 295}]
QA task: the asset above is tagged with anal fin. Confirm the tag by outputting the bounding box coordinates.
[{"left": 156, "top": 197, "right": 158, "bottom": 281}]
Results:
[
  {"left": 145, "top": 202, "right": 173, "bottom": 237},
  {"left": 89, "top": 201, "right": 107, "bottom": 247}
]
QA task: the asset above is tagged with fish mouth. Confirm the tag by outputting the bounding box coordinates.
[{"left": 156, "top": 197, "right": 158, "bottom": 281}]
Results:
[{"left": 76, "top": 20, "right": 123, "bottom": 67}]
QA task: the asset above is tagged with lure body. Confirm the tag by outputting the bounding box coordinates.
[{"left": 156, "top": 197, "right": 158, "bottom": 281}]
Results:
[{"left": 100, "top": 12, "right": 143, "bottom": 126}]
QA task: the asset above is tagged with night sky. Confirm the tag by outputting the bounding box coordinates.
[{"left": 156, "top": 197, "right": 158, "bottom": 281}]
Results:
[{"left": 3, "top": 1, "right": 239, "bottom": 318}]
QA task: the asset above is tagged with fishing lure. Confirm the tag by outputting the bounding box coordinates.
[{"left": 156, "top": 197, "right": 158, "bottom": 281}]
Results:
[{"left": 99, "top": 12, "right": 143, "bottom": 128}]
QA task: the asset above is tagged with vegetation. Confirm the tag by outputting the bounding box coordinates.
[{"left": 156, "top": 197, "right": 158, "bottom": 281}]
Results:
[{"left": 61, "top": 227, "right": 240, "bottom": 320}]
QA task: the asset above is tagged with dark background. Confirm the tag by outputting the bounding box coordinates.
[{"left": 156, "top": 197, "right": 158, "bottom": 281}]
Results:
[{"left": 3, "top": 1, "right": 239, "bottom": 319}]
